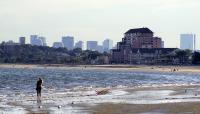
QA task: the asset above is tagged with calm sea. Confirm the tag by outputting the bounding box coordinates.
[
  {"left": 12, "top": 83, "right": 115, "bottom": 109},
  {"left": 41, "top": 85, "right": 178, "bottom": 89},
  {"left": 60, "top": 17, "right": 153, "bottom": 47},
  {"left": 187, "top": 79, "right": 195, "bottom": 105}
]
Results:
[{"left": 0, "top": 67, "right": 200, "bottom": 95}]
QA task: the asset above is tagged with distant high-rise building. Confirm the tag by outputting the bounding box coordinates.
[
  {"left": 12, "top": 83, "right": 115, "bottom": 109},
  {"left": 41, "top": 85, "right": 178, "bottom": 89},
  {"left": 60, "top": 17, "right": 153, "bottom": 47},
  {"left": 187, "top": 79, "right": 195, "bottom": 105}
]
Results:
[
  {"left": 161, "top": 41, "right": 164, "bottom": 48},
  {"left": 19, "top": 37, "right": 25, "bottom": 45},
  {"left": 97, "top": 45, "right": 103, "bottom": 53},
  {"left": 30, "top": 35, "right": 43, "bottom": 46},
  {"left": 62, "top": 36, "right": 74, "bottom": 50},
  {"left": 103, "top": 39, "right": 113, "bottom": 52},
  {"left": 194, "top": 34, "right": 196, "bottom": 51},
  {"left": 180, "top": 34, "right": 196, "bottom": 50},
  {"left": 75, "top": 41, "right": 84, "bottom": 49},
  {"left": 30, "top": 35, "right": 38, "bottom": 45},
  {"left": 53, "top": 42, "right": 64, "bottom": 48},
  {"left": 38, "top": 36, "right": 47, "bottom": 46},
  {"left": 87, "top": 41, "right": 98, "bottom": 51}
]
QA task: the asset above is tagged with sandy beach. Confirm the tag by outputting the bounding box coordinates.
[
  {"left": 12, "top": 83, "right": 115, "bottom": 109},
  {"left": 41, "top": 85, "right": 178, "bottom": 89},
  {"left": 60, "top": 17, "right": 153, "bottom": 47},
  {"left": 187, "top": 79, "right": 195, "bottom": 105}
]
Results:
[
  {"left": 91, "top": 102, "right": 200, "bottom": 114},
  {"left": 1, "top": 84, "right": 200, "bottom": 114},
  {"left": 91, "top": 86, "right": 200, "bottom": 114},
  {"left": 1, "top": 64, "right": 200, "bottom": 74},
  {"left": 1, "top": 64, "right": 200, "bottom": 114}
]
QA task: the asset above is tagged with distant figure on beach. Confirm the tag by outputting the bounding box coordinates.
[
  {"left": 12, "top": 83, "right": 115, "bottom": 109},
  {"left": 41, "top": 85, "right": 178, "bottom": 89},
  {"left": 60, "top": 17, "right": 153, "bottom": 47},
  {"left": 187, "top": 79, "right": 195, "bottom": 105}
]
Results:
[{"left": 36, "top": 78, "right": 43, "bottom": 102}]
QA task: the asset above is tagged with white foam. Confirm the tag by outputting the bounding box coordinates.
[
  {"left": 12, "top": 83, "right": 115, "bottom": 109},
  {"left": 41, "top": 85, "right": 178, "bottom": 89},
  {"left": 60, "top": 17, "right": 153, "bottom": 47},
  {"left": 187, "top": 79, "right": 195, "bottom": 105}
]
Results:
[{"left": 110, "top": 90, "right": 128, "bottom": 96}]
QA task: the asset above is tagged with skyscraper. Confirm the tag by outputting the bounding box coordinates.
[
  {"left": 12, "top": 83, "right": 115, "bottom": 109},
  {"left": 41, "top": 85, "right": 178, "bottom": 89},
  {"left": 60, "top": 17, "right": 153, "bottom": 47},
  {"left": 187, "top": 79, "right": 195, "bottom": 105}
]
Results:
[
  {"left": 38, "top": 36, "right": 47, "bottom": 46},
  {"left": 87, "top": 41, "right": 98, "bottom": 51},
  {"left": 180, "top": 34, "right": 196, "bottom": 50},
  {"left": 30, "top": 35, "right": 43, "bottom": 46},
  {"left": 75, "top": 41, "right": 84, "bottom": 49},
  {"left": 161, "top": 41, "right": 164, "bottom": 48},
  {"left": 103, "top": 39, "right": 113, "bottom": 52},
  {"left": 62, "top": 36, "right": 74, "bottom": 50},
  {"left": 19, "top": 37, "right": 25, "bottom": 45}
]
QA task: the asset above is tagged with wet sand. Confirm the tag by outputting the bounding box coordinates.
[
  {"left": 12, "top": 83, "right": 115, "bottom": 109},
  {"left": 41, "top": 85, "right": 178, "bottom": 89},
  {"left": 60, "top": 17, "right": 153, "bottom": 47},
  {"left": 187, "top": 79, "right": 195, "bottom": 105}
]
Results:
[
  {"left": 1, "top": 64, "right": 200, "bottom": 114},
  {"left": 91, "top": 85, "right": 200, "bottom": 114},
  {"left": 91, "top": 102, "right": 200, "bottom": 114},
  {"left": 1, "top": 85, "right": 200, "bottom": 114}
]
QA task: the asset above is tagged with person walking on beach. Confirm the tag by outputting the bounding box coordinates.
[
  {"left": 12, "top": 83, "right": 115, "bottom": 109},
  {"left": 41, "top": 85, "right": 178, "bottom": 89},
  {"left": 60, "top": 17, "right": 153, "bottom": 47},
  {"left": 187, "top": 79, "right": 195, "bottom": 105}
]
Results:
[{"left": 36, "top": 78, "right": 43, "bottom": 102}]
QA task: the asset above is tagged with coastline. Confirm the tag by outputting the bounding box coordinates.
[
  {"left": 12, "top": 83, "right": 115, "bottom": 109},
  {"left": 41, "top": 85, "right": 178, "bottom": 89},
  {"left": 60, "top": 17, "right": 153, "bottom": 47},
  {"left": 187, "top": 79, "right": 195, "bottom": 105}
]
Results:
[
  {"left": 1, "top": 64, "right": 200, "bottom": 74},
  {"left": 6, "top": 85, "right": 200, "bottom": 114},
  {"left": 1, "top": 64, "right": 200, "bottom": 113}
]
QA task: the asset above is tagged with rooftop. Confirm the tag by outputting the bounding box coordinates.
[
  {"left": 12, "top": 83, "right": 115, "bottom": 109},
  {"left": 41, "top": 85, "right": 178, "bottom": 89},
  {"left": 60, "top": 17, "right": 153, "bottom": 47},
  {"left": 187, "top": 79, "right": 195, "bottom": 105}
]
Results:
[{"left": 125, "top": 28, "right": 153, "bottom": 34}]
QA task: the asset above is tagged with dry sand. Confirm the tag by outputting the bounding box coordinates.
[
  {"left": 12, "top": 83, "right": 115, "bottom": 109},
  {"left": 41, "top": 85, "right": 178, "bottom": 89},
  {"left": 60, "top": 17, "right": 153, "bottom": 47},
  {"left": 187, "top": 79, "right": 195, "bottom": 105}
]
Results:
[{"left": 0, "top": 64, "right": 200, "bottom": 74}]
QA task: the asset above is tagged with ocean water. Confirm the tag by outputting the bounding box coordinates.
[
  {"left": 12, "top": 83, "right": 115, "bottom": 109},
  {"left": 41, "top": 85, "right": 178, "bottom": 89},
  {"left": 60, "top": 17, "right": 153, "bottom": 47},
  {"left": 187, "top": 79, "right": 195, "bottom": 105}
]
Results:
[
  {"left": 0, "top": 67, "right": 200, "bottom": 95},
  {"left": 1, "top": 67, "right": 200, "bottom": 113}
]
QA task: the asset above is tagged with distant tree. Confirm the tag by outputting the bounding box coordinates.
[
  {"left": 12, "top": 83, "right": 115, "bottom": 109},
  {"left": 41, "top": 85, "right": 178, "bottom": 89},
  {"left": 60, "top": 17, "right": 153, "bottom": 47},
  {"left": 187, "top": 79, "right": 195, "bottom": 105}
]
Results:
[
  {"left": 175, "top": 49, "right": 192, "bottom": 64},
  {"left": 73, "top": 48, "right": 82, "bottom": 53},
  {"left": 0, "top": 45, "right": 110, "bottom": 64},
  {"left": 192, "top": 52, "right": 200, "bottom": 64}
]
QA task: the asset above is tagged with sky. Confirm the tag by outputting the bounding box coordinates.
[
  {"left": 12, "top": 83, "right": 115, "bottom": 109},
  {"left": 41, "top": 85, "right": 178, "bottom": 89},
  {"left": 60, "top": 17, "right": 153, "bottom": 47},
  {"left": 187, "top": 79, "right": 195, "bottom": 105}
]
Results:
[{"left": 0, "top": 0, "right": 200, "bottom": 49}]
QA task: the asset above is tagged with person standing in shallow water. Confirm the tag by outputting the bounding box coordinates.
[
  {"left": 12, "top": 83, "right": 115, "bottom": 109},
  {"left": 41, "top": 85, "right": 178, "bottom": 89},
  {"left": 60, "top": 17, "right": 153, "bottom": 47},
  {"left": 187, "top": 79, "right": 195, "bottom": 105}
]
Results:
[{"left": 36, "top": 78, "right": 43, "bottom": 102}]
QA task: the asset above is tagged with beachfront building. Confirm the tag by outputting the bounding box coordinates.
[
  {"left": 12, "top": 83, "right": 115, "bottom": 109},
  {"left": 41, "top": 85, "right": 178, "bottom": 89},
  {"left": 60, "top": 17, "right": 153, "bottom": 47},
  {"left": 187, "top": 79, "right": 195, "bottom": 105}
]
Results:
[
  {"left": 62, "top": 36, "right": 74, "bottom": 50},
  {"left": 87, "top": 41, "right": 98, "bottom": 51},
  {"left": 111, "top": 27, "right": 177, "bottom": 64},
  {"left": 180, "top": 34, "right": 196, "bottom": 51},
  {"left": 123, "top": 28, "right": 162, "bottom": 48}
]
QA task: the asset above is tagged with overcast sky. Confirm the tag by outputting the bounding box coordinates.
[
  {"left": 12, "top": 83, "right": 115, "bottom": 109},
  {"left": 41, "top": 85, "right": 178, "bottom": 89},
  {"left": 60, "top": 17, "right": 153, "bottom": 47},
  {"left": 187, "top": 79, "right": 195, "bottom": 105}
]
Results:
[{"left": 0, "top": 0, "right": 200, "bottom": 49}]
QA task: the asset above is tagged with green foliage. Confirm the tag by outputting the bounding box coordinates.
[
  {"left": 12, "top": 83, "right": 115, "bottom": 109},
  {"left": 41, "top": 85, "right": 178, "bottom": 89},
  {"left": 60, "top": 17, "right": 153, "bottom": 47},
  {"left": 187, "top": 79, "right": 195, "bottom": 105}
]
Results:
[
  {"left": 192, "top": 52, "right": 200, "bottom": 64},
  {"left": 174, "top": 49, "right": 192, "bottom": 64},
  {"left": 0, "top": 44, "right": 110, "bottom": 64}
]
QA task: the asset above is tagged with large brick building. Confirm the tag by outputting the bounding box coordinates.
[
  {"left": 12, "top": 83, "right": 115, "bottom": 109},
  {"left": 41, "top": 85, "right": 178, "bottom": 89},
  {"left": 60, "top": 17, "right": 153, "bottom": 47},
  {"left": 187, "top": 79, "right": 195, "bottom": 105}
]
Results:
[
  {"left": 122, "top": 28, "right": 162, "bottom": 48},
  {"left": 111, "top": 28, "right": 177, "bottom": 64}
]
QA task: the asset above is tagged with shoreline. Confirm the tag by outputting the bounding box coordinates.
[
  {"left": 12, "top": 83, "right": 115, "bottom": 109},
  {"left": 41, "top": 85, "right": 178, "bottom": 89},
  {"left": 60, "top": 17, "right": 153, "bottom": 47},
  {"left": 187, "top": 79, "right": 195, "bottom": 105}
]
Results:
[
  {"left": 0, "top": 64, "right": 200, "bottom": 74},
  {"left": 2, "top": 84, "right": 200, "bottom": 114},
  {"left": 1, "top": 64, "right": 200, "bottom": 113},
  {"left": 3, "top": 86, "right": 200, "bottom": 114}
]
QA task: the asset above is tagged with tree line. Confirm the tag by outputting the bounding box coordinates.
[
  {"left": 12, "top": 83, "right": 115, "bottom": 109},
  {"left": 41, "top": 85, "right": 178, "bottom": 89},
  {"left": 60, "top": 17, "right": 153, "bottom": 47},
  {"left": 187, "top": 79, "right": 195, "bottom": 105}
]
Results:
[
  {"left": 0, "top": 43, "right": 200, "bottom": 65},
  {"left": 0, "top": 44, "right": 110, "bottom": 64}
]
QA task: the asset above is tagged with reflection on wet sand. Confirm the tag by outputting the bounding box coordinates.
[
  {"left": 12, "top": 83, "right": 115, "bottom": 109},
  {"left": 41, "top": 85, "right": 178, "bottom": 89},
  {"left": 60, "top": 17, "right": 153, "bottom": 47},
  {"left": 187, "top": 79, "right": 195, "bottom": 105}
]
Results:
[{"left": 1, "top": 85, "right": 200, "bottom": 114}]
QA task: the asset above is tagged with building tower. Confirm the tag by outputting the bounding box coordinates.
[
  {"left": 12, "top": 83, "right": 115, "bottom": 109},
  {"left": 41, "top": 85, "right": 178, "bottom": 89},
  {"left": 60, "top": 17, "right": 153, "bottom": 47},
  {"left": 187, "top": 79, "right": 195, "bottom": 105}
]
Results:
[
  {"left": 62, "top": 36, "right": 74, "bottom": 50},
  {"left": 180, "top": 34, "right": 196, "bottom": 51},
  {"left": 87, "top": 41, "right": 98, "bottom": 51},
  {"left": 75, "top": 41, "right": 84, "bottom": 49},
  {"left": 19, "top": 37, "right": 26, "bottom": 45},
  {"left": 103, "top": 39, "right": 113, "bottom": 52}
]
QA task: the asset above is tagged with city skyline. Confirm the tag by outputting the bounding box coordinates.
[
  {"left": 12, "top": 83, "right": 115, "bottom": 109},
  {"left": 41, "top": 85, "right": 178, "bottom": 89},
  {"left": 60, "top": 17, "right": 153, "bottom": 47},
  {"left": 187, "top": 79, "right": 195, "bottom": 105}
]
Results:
[
  {"left": 0, "top": 0, "right": 200, "bottom": 49},
  {"left": 0, "top": 31, "right": 198, "bottom": 50}
]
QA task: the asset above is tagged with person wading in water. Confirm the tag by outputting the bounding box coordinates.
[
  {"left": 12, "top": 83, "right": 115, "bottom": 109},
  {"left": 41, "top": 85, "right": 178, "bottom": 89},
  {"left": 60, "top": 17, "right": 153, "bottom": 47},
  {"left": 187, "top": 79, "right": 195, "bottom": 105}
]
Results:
[{"left": 36, "top": 78, "right": 43, "bottom": 103}]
